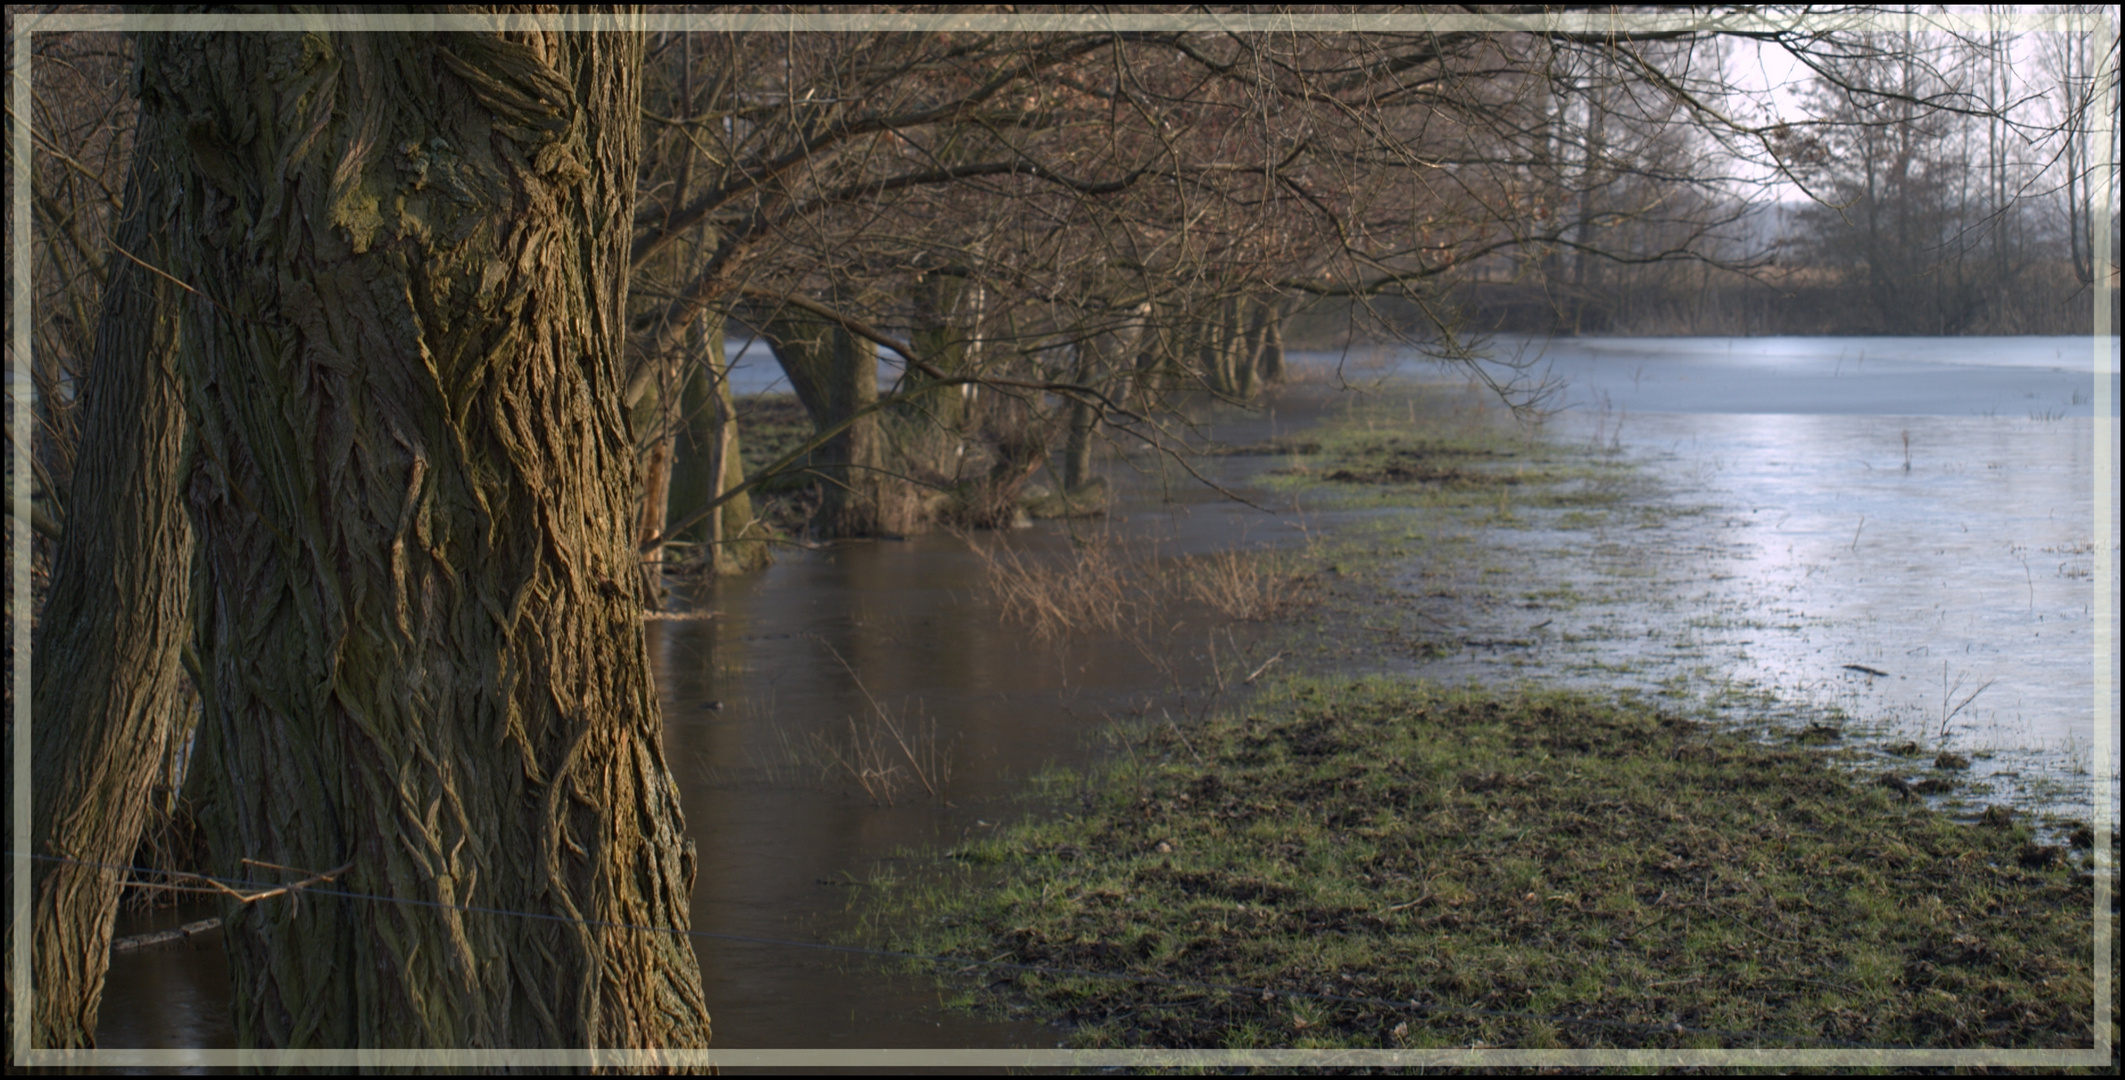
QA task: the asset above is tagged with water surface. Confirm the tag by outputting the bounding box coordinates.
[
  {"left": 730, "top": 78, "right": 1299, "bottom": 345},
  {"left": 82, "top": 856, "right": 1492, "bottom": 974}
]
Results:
[
  {"left": 92, "top": 333, "right": 2119, "bottom": 1057},
  {"left": 1388, "top": 335, "right": 2119, "bottom": 822}
]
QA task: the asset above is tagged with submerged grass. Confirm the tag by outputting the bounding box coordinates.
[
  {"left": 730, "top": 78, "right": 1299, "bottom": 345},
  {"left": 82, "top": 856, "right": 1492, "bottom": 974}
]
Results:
[
  {"left": 1257, "top": 393, "right": 1644, "bottom": 518},
  {"left": 856, "top": 384, "right": 2113, "bottom": 1056},
  {"left": 862, "top": 678, "right": 2111, "bottom": 1051},
  {"left": 970, "top": 532, "right": 1308, "bottom": 640}
]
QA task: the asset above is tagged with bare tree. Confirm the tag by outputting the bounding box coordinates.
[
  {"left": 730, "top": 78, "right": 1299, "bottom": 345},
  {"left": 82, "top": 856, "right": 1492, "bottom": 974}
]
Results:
[
  {"left": 2037, "top": 7, "right": 2122, "bottom": 297},
  {"left": 18, "top": 10, "right": 2103, "bottom": 1052}
]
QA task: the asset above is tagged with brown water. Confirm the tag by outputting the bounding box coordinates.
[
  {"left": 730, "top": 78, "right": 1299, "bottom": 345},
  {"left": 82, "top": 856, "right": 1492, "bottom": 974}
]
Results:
[
  {"left": 92, "top": 394, "right": 1320, "bottom": 1057},
  {"left": 90, "top": 336, "right": 2120, "bottom": 1053}
]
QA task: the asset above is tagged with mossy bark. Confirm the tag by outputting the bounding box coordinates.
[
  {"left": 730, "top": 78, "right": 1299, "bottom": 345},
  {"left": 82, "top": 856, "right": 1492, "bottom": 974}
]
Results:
[
  {"left": 1060, "top": 306, "right": 1148, "bottom": 493},
  {"left": 667, "top": 315, "right": 769, "bottom": 573},
  {"left": 905, "top": 270, "right": 984, "bottom": 441},
  {"left": 766, "top": 311, "right": 914, "bottom": 538},
  {"left": 25, "top": 102, "right": 193, "bottom": 1050},
  {"left": 142, "top": 23, "right": 711, "bottom": 1049}
]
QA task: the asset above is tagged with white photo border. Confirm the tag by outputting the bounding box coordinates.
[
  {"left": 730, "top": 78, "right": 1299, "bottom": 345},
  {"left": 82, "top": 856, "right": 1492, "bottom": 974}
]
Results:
[{"left": 7, "top": 6, "right": 2114, "bottom": 1069}]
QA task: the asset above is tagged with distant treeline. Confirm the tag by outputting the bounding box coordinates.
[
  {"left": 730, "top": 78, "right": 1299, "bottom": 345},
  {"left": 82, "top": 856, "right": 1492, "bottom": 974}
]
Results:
[
  {"left": 1279, "top": 253, "right": 2116, "bottom": 347},
  {"left": 1445, "top": 259, "right": 2116, "bottom": 338}
]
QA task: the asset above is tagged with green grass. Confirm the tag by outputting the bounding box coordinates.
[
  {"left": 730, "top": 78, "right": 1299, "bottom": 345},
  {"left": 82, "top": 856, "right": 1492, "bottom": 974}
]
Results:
[
  {"left": 1250, "top": 394, "right": 1645, "bottom": 521},
  {"left": 733, "top": 393, "right": 815, "bottom": 494},
  {"left": 860, "top": 679, "right": 2111, "bottom": 1051},
  {"left": 852, "top": 383, "right": 2116, "bottom": 1057}
]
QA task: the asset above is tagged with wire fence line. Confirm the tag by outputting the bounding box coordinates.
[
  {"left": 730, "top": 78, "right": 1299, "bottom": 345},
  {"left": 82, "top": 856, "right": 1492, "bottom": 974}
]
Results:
[{"left": 28, "top": 850, "right": 1914, "bottom": 1050}]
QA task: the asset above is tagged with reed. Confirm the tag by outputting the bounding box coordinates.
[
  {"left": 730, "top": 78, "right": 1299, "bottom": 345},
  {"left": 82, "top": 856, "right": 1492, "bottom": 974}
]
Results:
[
  {"left": 809, "top": 643, "right": 952, "bottom": 804},
  {"left": 968, "top": 534, "right": 1148, "bottom": 641},
  {"left": 807, "top": 709, "right": 951, "bottom": 806},
  {"left": 1177, "top": 548, "right": 1296, "bottom": 622},
  {"left": 971, "top": 529, "right": 1311, "bottom": 644}
]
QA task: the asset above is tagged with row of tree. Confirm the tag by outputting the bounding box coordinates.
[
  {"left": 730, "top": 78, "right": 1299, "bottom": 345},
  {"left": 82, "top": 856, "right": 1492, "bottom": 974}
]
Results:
[
  {"left": 9, "top": 7, "right": 2116, "bottom": 1052},
  {"left": 1439, "top": 15, "right": 2120, "bottom": 337}
]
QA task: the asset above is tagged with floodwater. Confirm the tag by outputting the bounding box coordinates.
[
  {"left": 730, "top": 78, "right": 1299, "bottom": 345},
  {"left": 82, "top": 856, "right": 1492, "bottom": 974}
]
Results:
[
  {"left": 1386, "top": 334, "right": 2120, "bottom": 823},
  {"left": 92, "top": 333, "right": 2118, "bottom": 1057},
  {"left": 652, "top": 511, "right": 1299, "bottom": 1051},
  {"left": 90, "top": 396, "right": 1313, "bottom": 1059}
]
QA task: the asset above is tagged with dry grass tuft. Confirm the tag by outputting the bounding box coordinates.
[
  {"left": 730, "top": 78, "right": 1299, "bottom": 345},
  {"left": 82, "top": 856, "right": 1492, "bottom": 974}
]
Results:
[
  {"left": 970, "top": 532, "right": 1310, "bottom": 642},
  {"left": 1176, "top": 549, "right": 1297, "bottom": 622},
  {"left": 809, "top": 643, "right": 952, "bottom": 804},
  {"left": 808, "top": 708, "right": 951, "bottom": 806},
  {"left": 969, "top": 535, "right": 1147, "bottom": 641}
]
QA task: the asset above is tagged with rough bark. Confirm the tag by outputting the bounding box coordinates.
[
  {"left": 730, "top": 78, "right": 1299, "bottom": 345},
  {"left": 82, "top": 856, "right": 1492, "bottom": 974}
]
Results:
[
  {"left": 634, "top": 390, "right": 677, "bottom": 595},
  {"left": 24, "top": 102, "right": 193, "bottom": 1050},
  {"left": 142, "top": 22, "right": 711, "bottom": 1049}
]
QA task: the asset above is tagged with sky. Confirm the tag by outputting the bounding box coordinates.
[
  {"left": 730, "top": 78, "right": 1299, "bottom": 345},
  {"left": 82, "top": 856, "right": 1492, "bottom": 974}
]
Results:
[{"left": 1720, "top": 24, "right": 2093, "bottom": 207}]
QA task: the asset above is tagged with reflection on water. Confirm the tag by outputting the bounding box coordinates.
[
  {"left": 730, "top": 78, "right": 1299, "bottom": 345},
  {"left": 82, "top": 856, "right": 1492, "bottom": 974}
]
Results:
[
  {"left": 1386, "top": 335, "right": 2119, "bottom": 824},
  {"left": 91, "top": 403, "right": 1313, "bottom": 1055},
  {"left": 95, "top": 907, "right": 235, "bottom": 1056},
  {"left": 91, "top": 335, "right": 2117, "bottom": 1052},
  {"left": 1472, "top": 333, "right": 2119, "bottom": 418},
  {"left": 662, "top": 431, "right": 1313, "bottom": 1049},
  {"left": 1498, "top": 412, "right": 2112, "bottom": 817}
]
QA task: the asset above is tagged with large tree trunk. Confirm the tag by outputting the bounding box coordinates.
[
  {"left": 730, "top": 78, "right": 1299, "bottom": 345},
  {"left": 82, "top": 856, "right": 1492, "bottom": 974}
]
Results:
[
  {"left": 142, "top": 22, "right": 712, "bottom": 1049},
  {"left": 766, "top": 311, "right": 912, "bottom": 538},
  {"left": 1196, "top": 296, "right": 1261, "bottom": 399},
  {"left": 666, "top": 315, "right": 769, "bottom": 574},
  {"left": 1060, "top": 304, "right": 1148, "bottom": 493},
  {"left": 1252, "top": 298, "right": 1285, "bottom": 386},
  {"left": 24, "top": 103, "right": 193, "bottom": 1050},
  {"left": 1060, "top": 399, "right": 1098, "bottom": 494}
]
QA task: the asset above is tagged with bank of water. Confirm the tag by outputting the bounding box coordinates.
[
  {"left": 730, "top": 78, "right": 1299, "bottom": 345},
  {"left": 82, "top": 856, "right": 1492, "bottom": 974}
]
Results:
[
  {"left": 853, "top": 337, "right": 2115, "bottom": 1053},
  {"left": 1379, "top": 335, "right": 2119, "bottom": 825},
  {"left": 90, "top": 394, "right": 1322, "bottom": 1056},
  {"left": 92, "top": 334, "right": 2118, "bottom": 1053}
]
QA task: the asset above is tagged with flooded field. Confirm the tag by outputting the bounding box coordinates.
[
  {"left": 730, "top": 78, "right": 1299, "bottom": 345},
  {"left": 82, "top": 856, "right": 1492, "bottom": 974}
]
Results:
[
  {"left": 91, "top": 399, "right": 1315, "bottom": 1058},
  {"left": 91, "top": 334, "right": 2117, "bottom": 1057},
  {"left": 1412, "top": 336, "right": 2119, "bottom": 821}
]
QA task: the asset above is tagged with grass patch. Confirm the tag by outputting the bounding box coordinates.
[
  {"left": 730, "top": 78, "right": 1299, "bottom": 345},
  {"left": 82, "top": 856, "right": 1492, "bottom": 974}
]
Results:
[
  {"left": 734, "top": 393, "right": 814, "bottom": 482},
  {"left": 1257, "top": 395, "right": 1638, "bottom": 519},
  {"left": 1311, "top": 438, "right": 1522, "bottom": 487},
  {"left": 730, "top": 393, "right": 821, "bottom": 531},
  {"left": 863, "top": 679, "right": 2110, "bottom": 1051}
]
